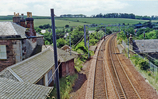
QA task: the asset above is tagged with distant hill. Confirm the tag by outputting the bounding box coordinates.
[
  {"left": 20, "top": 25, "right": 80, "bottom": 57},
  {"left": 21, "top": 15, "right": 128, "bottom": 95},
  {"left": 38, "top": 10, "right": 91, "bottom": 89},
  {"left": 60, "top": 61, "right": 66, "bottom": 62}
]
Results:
[{"left": 0, "top": 15, "right": 51, "bottom": 20}]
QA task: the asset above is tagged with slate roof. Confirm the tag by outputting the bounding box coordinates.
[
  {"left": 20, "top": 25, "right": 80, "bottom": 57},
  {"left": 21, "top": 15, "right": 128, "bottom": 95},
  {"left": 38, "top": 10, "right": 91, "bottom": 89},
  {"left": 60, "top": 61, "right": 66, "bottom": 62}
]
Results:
[
  {"left": 60, "top": 45, "right": 79, "bottom": 58},
  {"left": 133, "top": 39, "right": 158, "bottom": 53},
  {"left": 0, "top": 77, "right": 53, "bottom": 99},
  {"left": 42, "top": 45, "right": 76, "bottom": 62},
  {"left": 0, "top": 47, "right": 55, "bottom": 83},
  {"left": 0, "top": 22, "right": 43, "bottom": 38},
  {"left": 0, "top": 22, "right": 26, "bottom": 38}
]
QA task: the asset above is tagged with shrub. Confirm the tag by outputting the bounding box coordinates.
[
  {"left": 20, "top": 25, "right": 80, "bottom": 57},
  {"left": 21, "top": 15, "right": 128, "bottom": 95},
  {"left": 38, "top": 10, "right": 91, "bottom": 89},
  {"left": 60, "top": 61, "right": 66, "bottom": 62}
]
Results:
[
  {"left": 138, "top": 59, "right": 150, "bottom": 70},
  {"left": 65, "top": 25, "right": 69, "bottom": 28},
  {"left": 147, "top": 71, "right": 151, "bottom": 76}
]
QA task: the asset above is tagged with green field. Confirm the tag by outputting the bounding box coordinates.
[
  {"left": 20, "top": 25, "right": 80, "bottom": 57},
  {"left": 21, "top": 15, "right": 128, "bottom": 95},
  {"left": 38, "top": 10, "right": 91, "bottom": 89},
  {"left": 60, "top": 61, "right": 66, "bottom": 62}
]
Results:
[
  {"left": 1, "top": 18, "right": 158, "bottom": 28},
  {"left": 58, "top": 18, "right": 158, "bottom": 25},
  {"left": 34, "top": 19, "right": 85, "bottom": 28}
]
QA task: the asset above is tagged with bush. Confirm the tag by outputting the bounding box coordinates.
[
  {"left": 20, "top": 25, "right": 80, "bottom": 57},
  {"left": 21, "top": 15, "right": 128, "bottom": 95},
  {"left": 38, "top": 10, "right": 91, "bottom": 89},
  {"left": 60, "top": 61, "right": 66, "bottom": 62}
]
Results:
[
  {"left": 65, "top": 25, "right": 69, "bottom": 28},
  {"left": 138, "top": 59, "right": 150, "bottom": 70},
  {"left": 48, "top": 74, "right": 78, "bottom": 99},
  {"left": 147, "top": 71, "right": 151, "bottom": 76},
  {"left": 57, "top": 38, "right": 66, "bottom": 48}
]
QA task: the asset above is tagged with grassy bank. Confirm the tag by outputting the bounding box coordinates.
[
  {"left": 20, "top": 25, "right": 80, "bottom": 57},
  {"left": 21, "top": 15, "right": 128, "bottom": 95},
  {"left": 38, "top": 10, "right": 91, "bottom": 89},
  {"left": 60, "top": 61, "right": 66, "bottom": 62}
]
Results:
[{"left": 48, "top": 74, "right": 78, "bottom": 99}]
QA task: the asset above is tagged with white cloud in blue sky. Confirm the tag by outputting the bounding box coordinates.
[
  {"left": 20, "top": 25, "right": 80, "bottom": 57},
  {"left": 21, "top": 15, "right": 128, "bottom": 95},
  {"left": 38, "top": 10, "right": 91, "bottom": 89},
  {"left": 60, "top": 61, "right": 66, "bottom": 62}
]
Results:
[{"left": 0, "top": 0, "right": 157, "bottom": 16}]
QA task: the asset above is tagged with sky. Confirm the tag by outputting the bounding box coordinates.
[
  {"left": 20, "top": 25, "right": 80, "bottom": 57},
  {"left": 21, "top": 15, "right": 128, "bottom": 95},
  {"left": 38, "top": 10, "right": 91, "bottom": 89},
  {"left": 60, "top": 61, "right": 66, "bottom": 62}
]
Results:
[{"left": 0, "top": 0, "right": 158, "bottom": 16}]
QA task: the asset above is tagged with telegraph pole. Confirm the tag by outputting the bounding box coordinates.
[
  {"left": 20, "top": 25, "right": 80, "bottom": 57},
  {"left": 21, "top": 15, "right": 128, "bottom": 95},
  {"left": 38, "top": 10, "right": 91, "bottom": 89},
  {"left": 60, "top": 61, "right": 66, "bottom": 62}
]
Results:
[
  {"left": 104, "top": 26, "right": 106, "bottom": 40},
  {"left": 88, "top": 34, "right": 90, "bottom": 58},
  {"left": 51, "top": 9, "right": 60, "bottom": 99},
  {"left": 84, "top": 25, "right": 86, "bottom": 47},
  {"left": 69, "top": 33, "right": 71, "bottom": 55}
]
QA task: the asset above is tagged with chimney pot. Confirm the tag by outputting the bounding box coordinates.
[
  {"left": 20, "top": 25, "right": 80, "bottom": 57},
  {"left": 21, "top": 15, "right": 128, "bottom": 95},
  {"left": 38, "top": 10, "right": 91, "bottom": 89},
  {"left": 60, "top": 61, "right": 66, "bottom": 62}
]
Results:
[
  {"left": 20, "top": 13, "right": 26, "bottom": 27},
  {"left": 25, "top": 12, "right": 36, "bottom": 36},
  {"left": 13, "top": 12, "right": 21, "bottom": 24}
]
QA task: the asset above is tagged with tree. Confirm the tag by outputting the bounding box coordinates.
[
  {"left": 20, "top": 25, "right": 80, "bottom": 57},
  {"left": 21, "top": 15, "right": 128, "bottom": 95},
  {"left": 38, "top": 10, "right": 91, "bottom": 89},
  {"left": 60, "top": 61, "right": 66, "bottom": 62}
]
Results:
[
  {"left": 71, "top": 26, "right": 84, "bottom": 45},
  {"left": 35, "top": 28, "right": 42, "bottom": 33},
  {"left": 57, "top": 38, "right": 66, "bottom": 48},
  {"left": 43, "top": 32, "right": 52, "bottom": 44}
]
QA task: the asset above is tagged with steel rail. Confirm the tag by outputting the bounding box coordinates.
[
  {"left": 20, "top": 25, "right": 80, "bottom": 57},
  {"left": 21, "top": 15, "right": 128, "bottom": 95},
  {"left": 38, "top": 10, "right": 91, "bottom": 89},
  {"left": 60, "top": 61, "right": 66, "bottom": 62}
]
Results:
[
  {"left": 112, "top": 35, "right": 141, "bottom": 99},
  {"left": 93, "top": 35, "right": 111, "bottom": 99},
  {"left": 103, "top": 34, "right": 118, "bottom": 99},
  {"left": 108, "top": 34, "right": 127, "bottom": 99}
]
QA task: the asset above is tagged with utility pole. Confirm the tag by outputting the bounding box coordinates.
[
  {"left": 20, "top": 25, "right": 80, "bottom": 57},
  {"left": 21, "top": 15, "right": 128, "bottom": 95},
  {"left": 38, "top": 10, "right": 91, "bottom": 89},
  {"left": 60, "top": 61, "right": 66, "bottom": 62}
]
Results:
[
  {"left": 127, "top": 32, "right": 129, "bottom": 58},
  {"left": 69, "top": 33, "right": 71, "bottom": 55},
  {"left": 143, "top": 31, "right": 145, "bottom": 39},
  {"left": 88, "top": 34, "right": 90, "bottom": 58},
  {"left": 84, "top": 25, "right": 86, "bottom": 47},
  {"left": 51, "top": 9, "right": 60, "bottom": 99},
  {"left": 104, "top": 26, "right": 106, "bottom": 40}
]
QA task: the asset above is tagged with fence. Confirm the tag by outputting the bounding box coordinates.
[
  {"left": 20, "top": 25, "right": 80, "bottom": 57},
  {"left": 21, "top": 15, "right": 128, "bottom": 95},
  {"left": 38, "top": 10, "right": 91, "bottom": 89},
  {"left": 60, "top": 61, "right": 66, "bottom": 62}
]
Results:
[{"left": 121, "top": 41, "right": 158, "bottom": 75}]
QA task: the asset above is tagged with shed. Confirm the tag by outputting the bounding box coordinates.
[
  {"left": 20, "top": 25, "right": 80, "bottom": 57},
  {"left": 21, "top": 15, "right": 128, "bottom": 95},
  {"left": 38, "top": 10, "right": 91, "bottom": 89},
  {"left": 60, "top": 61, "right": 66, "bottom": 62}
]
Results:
[{"left": 42, "top": 45, "right": 76, "bottom": 77}]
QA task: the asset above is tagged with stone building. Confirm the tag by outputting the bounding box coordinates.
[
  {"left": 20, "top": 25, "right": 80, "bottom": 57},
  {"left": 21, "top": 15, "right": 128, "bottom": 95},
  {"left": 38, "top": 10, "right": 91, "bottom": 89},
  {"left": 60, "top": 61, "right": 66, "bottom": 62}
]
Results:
[
  {"left": 0, "top": 46, "right": 76, "bottom": 86},
  {"left": 0, "top": 47, "right": 55, "bottom": 86},
  {"left": 0, "top": 12, "right": 44, "bottom": 71},
  {"left": 42, "top": 45, "right": 76, "bottom": 77}
]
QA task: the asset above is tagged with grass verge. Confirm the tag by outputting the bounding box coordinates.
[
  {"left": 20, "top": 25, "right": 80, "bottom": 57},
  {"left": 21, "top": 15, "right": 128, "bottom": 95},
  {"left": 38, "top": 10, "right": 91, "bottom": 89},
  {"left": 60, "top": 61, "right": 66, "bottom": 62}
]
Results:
[{"left": 48, "top": 74, "right": 78, "bottom": 99}]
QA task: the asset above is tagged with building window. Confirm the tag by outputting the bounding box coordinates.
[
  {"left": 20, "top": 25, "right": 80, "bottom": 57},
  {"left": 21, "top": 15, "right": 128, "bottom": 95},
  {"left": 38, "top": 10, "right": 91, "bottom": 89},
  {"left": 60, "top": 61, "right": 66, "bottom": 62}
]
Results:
[
  {"left": 48, "top": 69, "right": 53, "bottom": 85},
  {"left": 0, "top": 45, "right": 7, "bottom": 59},
  {"left": 36, "top": 77, "right": 44, "bottom": 85}
]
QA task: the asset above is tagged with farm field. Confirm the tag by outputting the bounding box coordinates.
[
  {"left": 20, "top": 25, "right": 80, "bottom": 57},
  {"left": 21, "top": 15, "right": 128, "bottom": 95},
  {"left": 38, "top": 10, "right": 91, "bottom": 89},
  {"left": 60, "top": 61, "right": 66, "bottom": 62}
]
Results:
[
  {"left": 0, "top": 19, "right": 85, "bottom": 28},
  {"left": 58, "top": 18, "right": 158, "bottom": 25},
  {"left": 1, "top": 18, "right": 158, "bottom": 28}
]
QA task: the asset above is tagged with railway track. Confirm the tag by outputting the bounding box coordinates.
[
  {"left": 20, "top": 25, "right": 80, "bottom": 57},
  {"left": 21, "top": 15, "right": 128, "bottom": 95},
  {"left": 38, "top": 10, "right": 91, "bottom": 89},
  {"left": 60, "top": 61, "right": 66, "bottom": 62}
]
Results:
[
  {"left": 93, "top": 35, "right": 111, "bottom": 99},
  {"left": 93, "top": 34, "right": 141, "bottom": 99},
  {"left": 106, "top": 34, "right": 141, "bottom": 99}
]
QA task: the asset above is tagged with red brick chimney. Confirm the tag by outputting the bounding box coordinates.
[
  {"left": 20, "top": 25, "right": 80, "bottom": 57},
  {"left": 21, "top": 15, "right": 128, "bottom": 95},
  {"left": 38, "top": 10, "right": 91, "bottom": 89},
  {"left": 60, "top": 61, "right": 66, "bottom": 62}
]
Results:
[
  {"left": 13, "top": 12, "right": 21, "bottom": 25},
  {"left": 25, "top": 12, "right": 36, "bottom": 36},
  {"left": 20, "top": 14, "right": 26, "bottom": 27}
]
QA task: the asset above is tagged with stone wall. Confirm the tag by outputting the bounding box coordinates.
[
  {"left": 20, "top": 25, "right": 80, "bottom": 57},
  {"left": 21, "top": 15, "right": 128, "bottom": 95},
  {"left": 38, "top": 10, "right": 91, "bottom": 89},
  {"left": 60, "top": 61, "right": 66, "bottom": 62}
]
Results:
[{"left": 0, "top": 40, "right": 16, "bottom": 71}]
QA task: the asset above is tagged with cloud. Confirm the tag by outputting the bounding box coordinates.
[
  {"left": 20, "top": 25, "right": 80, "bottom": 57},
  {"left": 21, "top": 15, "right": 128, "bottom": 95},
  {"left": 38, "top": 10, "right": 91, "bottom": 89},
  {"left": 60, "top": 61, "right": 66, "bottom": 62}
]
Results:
[{"left": 0, "top": 0, "right": 129, "bottom": 16}]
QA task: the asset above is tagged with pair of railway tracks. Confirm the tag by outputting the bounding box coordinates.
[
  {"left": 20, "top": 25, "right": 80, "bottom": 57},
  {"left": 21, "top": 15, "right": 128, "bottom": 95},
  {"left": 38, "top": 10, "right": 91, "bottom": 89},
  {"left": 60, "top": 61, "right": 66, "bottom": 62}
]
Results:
[{"left": 93, "top": 34, "right": 141, "bottom": 99}]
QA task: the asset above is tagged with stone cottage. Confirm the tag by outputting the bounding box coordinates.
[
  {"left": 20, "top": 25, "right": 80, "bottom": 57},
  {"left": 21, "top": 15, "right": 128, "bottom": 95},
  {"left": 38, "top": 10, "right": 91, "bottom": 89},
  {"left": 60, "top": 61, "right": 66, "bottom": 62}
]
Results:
[
  {"left": 0, "top": 46, "right": 76, "bottom": 86},
  {"left": 0, "top": 47, "right": 55, "bottom": 86},
  {"left": 0, "top": 12, "right": 44, "bottom": 71}
]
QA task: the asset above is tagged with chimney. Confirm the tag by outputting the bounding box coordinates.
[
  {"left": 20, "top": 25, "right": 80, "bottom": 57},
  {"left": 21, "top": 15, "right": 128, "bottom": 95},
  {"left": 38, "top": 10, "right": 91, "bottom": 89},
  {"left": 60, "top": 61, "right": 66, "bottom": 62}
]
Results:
[
  {"left": 13, "top": 12, "right": 21, "bottom": 24},
  {"left": 25, "top": 12, "right": 36, "bottom": 36},
  {"left": 20, "top": 14, "right": 26, "bottom": 27}
]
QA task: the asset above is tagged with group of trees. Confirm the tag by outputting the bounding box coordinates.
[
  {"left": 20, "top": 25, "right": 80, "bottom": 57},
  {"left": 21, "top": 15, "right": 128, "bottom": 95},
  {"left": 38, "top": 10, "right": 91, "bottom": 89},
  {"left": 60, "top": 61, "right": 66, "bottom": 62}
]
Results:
[
  {"left": 60, "top": 14, "right": 86, "bottom": 18},
  {"left": 92, "top": 13, "right": 158, "bottom": 20},
  {"left": 39, "top": 24, "right": 51, "bottom": 29}
]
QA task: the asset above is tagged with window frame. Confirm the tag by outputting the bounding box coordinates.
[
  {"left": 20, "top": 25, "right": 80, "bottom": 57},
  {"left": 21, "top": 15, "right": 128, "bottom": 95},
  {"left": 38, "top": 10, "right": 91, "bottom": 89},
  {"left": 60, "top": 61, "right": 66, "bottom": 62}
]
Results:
[{"left": 0, "top": 45, "right": 7, "bottom": 60}]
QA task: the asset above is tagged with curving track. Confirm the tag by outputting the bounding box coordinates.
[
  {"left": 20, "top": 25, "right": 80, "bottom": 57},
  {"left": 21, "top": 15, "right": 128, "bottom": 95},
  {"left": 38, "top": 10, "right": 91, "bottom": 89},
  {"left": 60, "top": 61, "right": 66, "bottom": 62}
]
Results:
[
  {"left": 105, "top": 34, "right": 142, "bottom": 99},
  {"left": 93, "top": 35, "right": 111, "bottom": 99},
  {"left": 93, "top": 33, "right": 142, "bottom": 99}
]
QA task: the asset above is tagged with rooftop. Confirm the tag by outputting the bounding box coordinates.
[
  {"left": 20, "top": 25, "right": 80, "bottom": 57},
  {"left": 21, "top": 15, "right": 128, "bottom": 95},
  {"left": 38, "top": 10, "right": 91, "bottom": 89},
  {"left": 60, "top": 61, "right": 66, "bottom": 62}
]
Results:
[
  {"left": 0, "top": 77, "right": 53, "bottom": 99},
  {"left": 0, "top": 47, "right": 55, "bottom": 83},
  {"left": 133, "top": 39, "right": 158, "bottom": 53},
  {"left": 42, "top": 45, "right": 76, "bottom": 62},
  {"left": 0, "top": 22, "right": 42, "bottom": 39}
]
